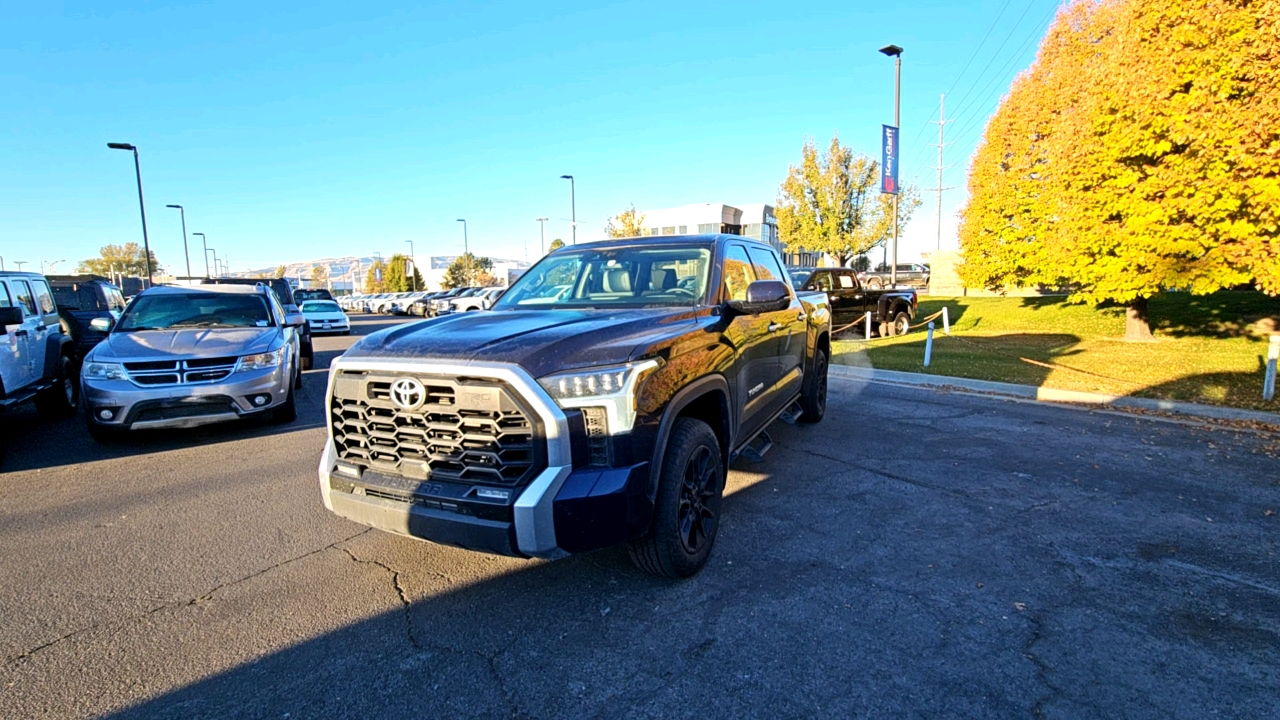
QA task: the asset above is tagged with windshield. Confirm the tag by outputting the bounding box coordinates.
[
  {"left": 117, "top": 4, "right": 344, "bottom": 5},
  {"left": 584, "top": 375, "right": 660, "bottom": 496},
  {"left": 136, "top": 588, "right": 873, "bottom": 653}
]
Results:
[
  {"left": 117, "top": 293, "right": 274, "bottom": 331},
  {"left": 494, "top": 245, "right": 711, "bottom": 310},
  {"left": 789, "top": 269, "right": 813, "bottom": 287},
  {"left": 301, "top": 301, "right": 341, "bottom": 313},
  {"left": 294, "top": 289, "right": 334, "bottom": 302}
]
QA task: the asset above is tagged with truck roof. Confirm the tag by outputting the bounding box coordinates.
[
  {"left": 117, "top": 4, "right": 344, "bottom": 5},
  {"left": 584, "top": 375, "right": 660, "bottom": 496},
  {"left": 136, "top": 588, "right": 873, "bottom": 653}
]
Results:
[{"left": 561, "top": 233, "right": 776, "bottom": 252}]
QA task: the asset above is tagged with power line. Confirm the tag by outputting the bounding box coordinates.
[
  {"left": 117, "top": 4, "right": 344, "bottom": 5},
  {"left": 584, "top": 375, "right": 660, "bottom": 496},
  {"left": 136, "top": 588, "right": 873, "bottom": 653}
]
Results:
[{"left": 900, "top": 0, "right": 1017, "bottom": 173}]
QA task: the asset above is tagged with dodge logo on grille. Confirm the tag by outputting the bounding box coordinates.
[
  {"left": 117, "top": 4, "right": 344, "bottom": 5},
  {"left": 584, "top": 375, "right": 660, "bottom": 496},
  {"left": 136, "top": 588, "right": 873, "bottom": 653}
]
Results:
[{"left": 389, "top": 377, "right": 426, "bottom": 410}]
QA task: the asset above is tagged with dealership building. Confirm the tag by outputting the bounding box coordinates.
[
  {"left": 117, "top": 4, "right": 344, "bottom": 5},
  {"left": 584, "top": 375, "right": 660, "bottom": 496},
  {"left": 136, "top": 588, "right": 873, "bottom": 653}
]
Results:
[{"left": 638, "top": 203, "right": 818, "bottom": 267}]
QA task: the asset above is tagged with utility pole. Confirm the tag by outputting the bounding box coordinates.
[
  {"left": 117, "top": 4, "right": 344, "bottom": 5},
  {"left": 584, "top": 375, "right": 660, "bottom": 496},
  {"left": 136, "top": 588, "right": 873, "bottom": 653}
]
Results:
[
  {"left": 929, "top": 94, "right": 955, "bottom": 253},
  {"left": 536, "top": 217, "right": 548, "bottom": 256}
]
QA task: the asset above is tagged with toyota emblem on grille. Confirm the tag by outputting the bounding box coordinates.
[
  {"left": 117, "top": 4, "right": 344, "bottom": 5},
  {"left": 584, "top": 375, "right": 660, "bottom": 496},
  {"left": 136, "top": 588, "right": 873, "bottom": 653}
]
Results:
[{"left": 389, "top": 377, "right": 426, "bottom": 410}]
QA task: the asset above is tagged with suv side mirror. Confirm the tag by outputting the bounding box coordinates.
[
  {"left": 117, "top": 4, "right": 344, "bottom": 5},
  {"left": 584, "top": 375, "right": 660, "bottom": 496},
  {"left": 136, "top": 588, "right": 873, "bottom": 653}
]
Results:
[
  {"left": 0, "top": 307, "right": 24, "bottom": 326},
  {"left": 89, "top": 317, "right": 114, "bottom": 332},
  {"left": 727, "top": 280, "right": 791, "bottom": 315}
]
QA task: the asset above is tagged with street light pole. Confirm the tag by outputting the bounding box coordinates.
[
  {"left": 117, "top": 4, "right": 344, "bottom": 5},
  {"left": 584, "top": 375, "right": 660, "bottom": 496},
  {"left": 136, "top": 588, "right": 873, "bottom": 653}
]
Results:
[
  {"left": 15, "top": 261, "right": 28, "bottom": 271},
  {"left": 207, "top": 248, "right": 218, "bottom": 278},
  {"left": 456, "top": 219, "right": 470, "bottom": 286},
  {"left": 192, "top": 233, "right": 208, "bottom": 277},
  {"left": 405, "top": 240, "right": 416, "bottom": 291},
  {"left": 559, "top": 175, "right": 576, "bottom": 244},
  {"left": 165, "top": 204, "right": 192, "bottom": 278},
  {"left": 878, "top": 45, "right": 903, "bottom": 288},
  {"left": 107, "top": 143, "right": 154, "bottom": 285},
  {"left": 536, "top": 217, "right": 548, "bottom": 256}
]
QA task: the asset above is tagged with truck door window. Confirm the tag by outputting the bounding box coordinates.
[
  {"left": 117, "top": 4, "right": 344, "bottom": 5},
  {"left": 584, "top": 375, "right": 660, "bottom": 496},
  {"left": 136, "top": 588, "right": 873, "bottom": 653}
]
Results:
[
  {"left": 810, "top": 272, "right": 832, "bottom": 292},
  {"left": 746, "top": 247, "right": 789, "bottom": 288},
  {"left": 11, "top": 280, "right": 37, "bottom": 317},
  {"left": 722, "top": 245, "right": 756, "bottom": 302},
  {"left": 837, "top": 274, "right": 855, "bottom": 289}
]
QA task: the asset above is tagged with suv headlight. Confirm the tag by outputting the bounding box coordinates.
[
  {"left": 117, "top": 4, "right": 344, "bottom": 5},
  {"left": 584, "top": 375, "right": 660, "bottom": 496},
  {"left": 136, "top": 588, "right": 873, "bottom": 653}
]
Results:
[
  {"left": 236, "top": 348, "right": 286, "bottom": 372},
  {"left": 83, "top": 361, "right": 126, "bottom": 381},
  {"left": 537, "top": 359, "right": 660, "bottom": 434}
]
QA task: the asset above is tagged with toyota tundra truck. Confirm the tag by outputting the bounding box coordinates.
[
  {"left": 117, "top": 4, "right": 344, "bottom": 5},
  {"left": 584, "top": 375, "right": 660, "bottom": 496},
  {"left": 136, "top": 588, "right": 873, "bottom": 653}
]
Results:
[{"left": 319, "top": 235, "right": 831, "bottom": 577}]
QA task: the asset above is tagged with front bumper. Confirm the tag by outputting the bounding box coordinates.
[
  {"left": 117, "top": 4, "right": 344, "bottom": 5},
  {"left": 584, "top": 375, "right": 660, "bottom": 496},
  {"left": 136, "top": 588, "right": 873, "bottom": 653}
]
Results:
[
  {"left": 319, "top": 357, "right": 653, "bottom": 560},
  {"left": 82, "top": 365, "right": 290, "bottom": 430},
  {"left": 309, "top": 319, "right": 350, "bottom": 333}
]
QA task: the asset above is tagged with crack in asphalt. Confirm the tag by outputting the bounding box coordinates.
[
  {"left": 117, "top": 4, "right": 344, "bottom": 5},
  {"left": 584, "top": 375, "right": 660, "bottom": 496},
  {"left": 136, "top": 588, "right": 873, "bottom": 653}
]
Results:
[
  {"left": 339, "top": 546, "right": 422, "bottom": 650},
  {"left": 4, "top": 528, "right": 372, "bottom": 667},
  {"left": 1022, "top": 608, "right": 1064, "bottom": 719},
  {"left": 775, "top": 441, "right": 979, "bottom": 502}
]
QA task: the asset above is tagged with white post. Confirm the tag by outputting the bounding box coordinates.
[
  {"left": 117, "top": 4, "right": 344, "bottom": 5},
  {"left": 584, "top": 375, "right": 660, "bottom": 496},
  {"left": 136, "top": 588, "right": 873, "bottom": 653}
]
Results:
[
  {"left": 865, "top": 311, "right": 873, "bottom": 341},
  {"left": 1264, "top": 335, "right": 1279, "bottom": 401},
  {"left": 942, "top": 306, "right": 950, "bottom": 334},
  {"left": 924, "top": 322, "right": 935, "bottom": 367}
]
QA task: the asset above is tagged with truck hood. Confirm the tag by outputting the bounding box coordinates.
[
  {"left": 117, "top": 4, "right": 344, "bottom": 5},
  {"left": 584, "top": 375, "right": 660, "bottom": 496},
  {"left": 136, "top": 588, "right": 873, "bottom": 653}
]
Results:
[
  {"left": 344, "top": 308, "right": 698, "bottom": 377},
  {"left": 94, "top": 327, "right": 280, "bottom": 362}
]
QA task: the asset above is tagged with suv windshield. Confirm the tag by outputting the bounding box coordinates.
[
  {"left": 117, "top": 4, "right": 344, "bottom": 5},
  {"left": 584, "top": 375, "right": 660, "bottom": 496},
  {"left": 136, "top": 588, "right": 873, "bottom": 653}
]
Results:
[
  {"left": 117, "top": 293, "right": 274, "bottom": 331},
  {"left": 294, "top": 289, "right": 335, "bottom": 302},
  {"left": 495, "top": 245, "right": 711, "bottom": 310}
]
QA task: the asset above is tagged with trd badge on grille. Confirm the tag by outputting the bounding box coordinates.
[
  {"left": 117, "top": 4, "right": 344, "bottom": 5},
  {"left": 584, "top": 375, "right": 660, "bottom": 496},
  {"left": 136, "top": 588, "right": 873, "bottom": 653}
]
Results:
[{"left": 389, "top": 377, "right": 426, "bottom": 410}]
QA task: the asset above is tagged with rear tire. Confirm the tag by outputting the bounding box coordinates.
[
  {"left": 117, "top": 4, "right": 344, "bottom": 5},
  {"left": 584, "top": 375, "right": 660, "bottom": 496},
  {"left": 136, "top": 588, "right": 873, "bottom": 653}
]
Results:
[
  {"left": 799, "top": 348, "right": 827, "bottom": 423},
  {"left": 36, "top": 354, "right": 78, "bottom": 420},
  {"left": 628, "top": 418, "right": 724, "bottom": 578},
  {"left": 300, "top": 344, "right": 313, "bottom": 371},
  {"left": 891, "top": 312, "right": 911, "bottom": 336},
  {"left": 866, "top": 277, "right": 884, "bottom": 290}
]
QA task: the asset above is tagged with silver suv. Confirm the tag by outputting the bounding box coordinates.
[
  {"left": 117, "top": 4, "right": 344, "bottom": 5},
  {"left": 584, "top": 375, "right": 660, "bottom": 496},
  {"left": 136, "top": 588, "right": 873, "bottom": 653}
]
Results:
[
  {"left": 0, "top": 272, "right": 79, "bottom": 464},
  {"left": 80, "top": 284, "right": 304, "bottom": 441}
]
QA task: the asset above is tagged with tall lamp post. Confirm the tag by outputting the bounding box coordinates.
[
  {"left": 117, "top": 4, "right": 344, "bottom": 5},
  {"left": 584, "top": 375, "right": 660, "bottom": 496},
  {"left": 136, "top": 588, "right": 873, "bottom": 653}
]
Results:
[
  {"left": 192, "top": 233, "right": 209, "bottom": 277},
  {"left": 15, "top": 261, "right": 28, "bottom": 271},
  {"left": 206, "top": 248, "right": 218, "bottom": 278},
  {"left": 165, "top": 204, "right": 193, "bottom": 278},
  {"left": 536, "top": 217, "right": 548, "bottom": 256},
  {"left": 107, "top": 142, "right": 154, "bottom": 285},
  {"left": 878, "top": 44, "right": 903, "bottom": 288},
  {"left": 559, "top": 175, "right": 576, "bottom": 244},
  {"left": 456, "top": 219, "right": 470, "bottom": 286},
  {"left": 405, "top": 240, "right": 417, "bottom": 291}
]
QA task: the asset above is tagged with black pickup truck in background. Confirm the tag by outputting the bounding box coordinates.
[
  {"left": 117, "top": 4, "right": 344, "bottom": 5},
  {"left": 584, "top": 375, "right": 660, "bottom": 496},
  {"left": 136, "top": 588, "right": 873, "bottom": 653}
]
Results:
[
  {"left": 319, "top": 234, "right": 831, "bottom": 577},
  {"left": 46, "top": 275, "right": 127, "bottom": 362},
  {"left": 792, "top": 267, "right": 918, "bottom": 336}
]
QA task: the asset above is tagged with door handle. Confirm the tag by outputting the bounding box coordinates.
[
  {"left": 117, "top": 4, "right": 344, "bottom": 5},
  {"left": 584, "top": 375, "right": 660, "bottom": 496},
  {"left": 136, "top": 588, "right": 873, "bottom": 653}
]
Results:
[
  {"left": 797, "top": 312, "right": 807, "bottom": 321},
  {"left": 768, "top": 323, "right": 781, "bottom": 332},
  {"left": 14, "top": 330, "right": 28, "bottom": 337}
]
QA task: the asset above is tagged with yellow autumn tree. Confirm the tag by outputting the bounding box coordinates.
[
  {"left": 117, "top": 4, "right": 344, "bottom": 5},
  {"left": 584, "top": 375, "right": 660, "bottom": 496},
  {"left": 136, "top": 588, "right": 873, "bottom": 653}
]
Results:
[
  {"left": 959, "top": 0, "right": 1280, "bottom": 339},
  {"left": 605, "top": 204, "right": 647, "bottom": 238}
]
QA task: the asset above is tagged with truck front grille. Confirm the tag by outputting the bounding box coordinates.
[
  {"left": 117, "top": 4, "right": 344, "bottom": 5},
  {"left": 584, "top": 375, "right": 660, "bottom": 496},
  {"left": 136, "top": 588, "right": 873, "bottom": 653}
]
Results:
[{"left": 329, "top": 370, "right": 542, "bottom": 487}]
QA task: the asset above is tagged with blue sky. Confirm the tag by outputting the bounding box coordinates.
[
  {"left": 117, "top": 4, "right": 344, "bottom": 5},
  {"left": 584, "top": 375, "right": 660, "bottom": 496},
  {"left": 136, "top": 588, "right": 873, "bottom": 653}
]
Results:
[{"left": 2, "top": 0, "right": 1060, "bottom": 274}]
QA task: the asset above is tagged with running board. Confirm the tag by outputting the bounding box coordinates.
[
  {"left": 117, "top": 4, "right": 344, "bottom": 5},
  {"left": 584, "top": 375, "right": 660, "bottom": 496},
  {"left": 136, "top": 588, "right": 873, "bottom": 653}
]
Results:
[
  {"left": 777, "top": 400, "right": 802, "bottom": 426},
  {"left": 739, "top": 431, "right": 774, "bottom": 463}
]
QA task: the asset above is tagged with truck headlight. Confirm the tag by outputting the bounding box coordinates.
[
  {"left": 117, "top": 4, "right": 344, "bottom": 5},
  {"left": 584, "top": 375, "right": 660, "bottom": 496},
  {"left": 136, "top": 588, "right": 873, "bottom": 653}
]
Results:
[
  {"left": 537, "top": 359, "right": 660, "bottom": 434},
  {"left": 236, "top": 348, "right": 285, "bottom": 372},
  {"left": 82, "top": 361, "right": 126, "bottom": 380}
]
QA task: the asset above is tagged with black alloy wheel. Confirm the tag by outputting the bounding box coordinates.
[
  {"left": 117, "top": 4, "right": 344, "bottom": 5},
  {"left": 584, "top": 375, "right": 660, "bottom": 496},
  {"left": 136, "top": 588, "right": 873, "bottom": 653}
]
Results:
[
  {"left": 677, "top": 445, "right": 719, "bottom": 555},
  {"left": 799, "top": 348, "right": 827, "bottom": 423}
]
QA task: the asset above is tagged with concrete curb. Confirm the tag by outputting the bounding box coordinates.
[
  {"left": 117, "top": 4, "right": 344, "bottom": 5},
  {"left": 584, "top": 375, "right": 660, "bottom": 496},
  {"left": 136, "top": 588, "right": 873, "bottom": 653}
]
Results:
[{"left": 829, "top": 364, "right": 1280, "bottom": 426}]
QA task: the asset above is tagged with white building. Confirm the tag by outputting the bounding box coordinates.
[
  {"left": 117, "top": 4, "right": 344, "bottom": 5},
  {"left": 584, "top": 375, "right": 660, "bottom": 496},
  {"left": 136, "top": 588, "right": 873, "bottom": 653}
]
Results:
[{"left": 638, "top": 203, "right": 818, "bottom": 267}]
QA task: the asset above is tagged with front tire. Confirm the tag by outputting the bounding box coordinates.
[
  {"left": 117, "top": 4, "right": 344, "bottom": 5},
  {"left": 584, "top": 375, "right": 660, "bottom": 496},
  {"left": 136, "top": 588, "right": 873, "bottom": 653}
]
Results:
[
  {"left": 35, "top": 354, "right": 78, "bottom": 420},
  {"left": 628, "top": 418, "right": 724, "bottom": 578},
  {"left": 799, "top": 348, "right": 828, "bottom": 423}
]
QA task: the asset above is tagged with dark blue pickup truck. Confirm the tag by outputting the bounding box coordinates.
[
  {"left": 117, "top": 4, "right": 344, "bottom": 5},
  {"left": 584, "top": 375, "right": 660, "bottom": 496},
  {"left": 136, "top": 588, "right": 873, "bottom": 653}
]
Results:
[{"left": 318, "top": 234, "right": 832, "bottom": 577}]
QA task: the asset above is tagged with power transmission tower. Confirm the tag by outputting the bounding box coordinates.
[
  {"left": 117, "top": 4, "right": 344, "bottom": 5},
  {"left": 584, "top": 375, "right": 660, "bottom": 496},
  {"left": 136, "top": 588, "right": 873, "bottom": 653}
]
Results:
[{"left": 929, "top": 94, "right": 957, "bottom": 252}]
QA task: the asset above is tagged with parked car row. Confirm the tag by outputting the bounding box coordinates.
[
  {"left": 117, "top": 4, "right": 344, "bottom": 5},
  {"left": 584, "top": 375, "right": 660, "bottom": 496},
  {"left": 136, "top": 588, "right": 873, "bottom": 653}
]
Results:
[{"left": 338, "top": 287, "right": 507, "bottom": 317}]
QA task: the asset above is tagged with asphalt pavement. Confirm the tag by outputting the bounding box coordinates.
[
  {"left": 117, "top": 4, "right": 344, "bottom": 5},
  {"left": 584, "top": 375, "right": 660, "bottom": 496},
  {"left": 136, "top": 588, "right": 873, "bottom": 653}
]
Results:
[{"left": 2, "top": 314, "right": 1278, "bottom": 719}]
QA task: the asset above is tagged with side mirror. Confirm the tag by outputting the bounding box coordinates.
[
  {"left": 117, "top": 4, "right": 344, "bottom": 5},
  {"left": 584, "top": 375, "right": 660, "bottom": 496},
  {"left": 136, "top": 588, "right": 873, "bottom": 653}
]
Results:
[
  {"left": 0, "top": 307, "right": 24, "bottom": 326},
  {"left": 89, "top": 317, "right": 114, "bottom": 332},
  {"left": 727, "top": 280, "right": 791, "bottom": 315},
  {"left": 286, "top": 316, "right": 307, "bottom": 328}
]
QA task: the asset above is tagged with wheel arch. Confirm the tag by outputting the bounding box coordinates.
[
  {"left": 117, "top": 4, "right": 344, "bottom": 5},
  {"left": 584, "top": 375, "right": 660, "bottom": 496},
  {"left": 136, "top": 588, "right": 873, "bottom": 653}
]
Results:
[{"left": 647, "top": 375, "right": 732, "bottom": 503}]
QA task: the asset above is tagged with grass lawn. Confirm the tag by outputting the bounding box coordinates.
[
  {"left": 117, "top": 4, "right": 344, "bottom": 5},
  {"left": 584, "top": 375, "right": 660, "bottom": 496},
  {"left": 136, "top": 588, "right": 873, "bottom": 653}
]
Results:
[{"left": 831, "top": 292, "right": 1280, "bottom": 412}]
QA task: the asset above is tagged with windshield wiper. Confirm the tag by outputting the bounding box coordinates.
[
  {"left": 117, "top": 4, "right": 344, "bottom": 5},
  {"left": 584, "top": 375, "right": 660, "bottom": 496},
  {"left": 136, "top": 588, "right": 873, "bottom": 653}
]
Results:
[{"left": 169, "top": 322, "right": 240, "bottom": 328}]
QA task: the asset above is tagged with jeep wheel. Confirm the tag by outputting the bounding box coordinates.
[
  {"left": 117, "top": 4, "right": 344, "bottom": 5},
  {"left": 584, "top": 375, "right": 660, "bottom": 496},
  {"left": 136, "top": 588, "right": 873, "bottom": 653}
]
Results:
[
  {"left": 866, "top": 277, "right": 884, "bottom": 290},
  {"left": 36, "top": 354, "right": 78, "bottom": 420},
  {"left": 300, "top": 344, "right": 314, "bottom": 371},
  {"left": 628, "top": 418, "right": 723, "bottom": 578},
  {"left": 799, "top": 348, "right": 827, "bottom": 423}
]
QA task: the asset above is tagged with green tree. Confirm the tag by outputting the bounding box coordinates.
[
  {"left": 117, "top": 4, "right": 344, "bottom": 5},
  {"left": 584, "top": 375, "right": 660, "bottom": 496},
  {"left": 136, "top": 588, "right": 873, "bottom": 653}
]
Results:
[
  {"left": 776, "top": 134, "right": 921, "bottom": 267},
  {"left": 605, "top": 204, "right": 647, "bottom": 238},
  {"left": 442, "top": 253, "right": 494, "bottom": 289},
  {"left": 76, "top": 243, "right": 162, "bottom": 277},
  {"left": 548, "top": 238, "right": 565, "bottom": 252},
  {"left": 309, "top": 265, "right": 329, "bottom": 288},
  {"left": 959, "top": 0, "right": 1280, "bottom": 339}
]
